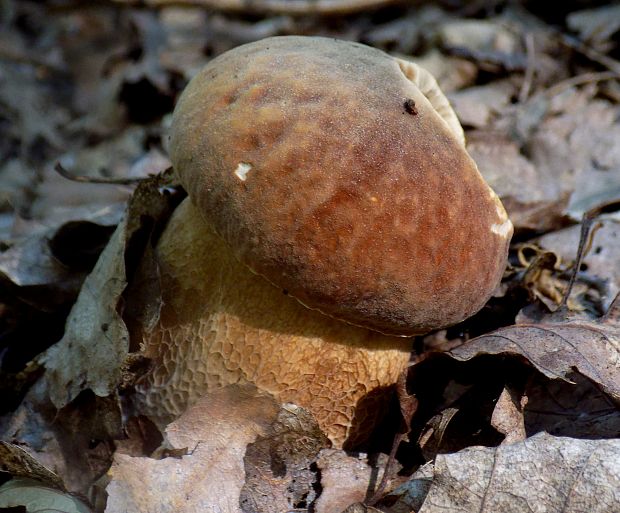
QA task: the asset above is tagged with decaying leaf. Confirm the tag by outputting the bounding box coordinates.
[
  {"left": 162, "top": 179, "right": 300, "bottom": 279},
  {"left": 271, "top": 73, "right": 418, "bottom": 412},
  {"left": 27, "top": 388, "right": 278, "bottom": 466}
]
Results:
[
  {"left": 240, "top": 403, "right": 329, "bottom": 512},
  {"left": 39, "top": 172, "right": 176, "bottom": 410},
  {"left": 0, "top": 441, "right": 65, "bottom": 490},
  {"left": 449, "top": 81, "right": 514, "bottom": 128},
  {"left": 40, "top": 219, "right": 129, "bottom": 409},
  {"left": 388, "top": 432, "right": 620, "bottom": 513},
  {"left": 106, "top": 385, "right": 278, "bottom": 513},
  {"left": 567, "top": 5, "right": 620, "bottom": 50},
  {"left": 449, "top": 294, "right": 620, "bottom": 401},
  {"left": 0, "top": 380, "right": 116, "bottom": 496},
  {"left": 490, "top": 386, "right": 527, "bottom": 444},
  {"left": 314, "top": 450, "right": 381, "bottom": 513},
  {"left": 524, "top": 371, "right": 620, "bottom": 439}
]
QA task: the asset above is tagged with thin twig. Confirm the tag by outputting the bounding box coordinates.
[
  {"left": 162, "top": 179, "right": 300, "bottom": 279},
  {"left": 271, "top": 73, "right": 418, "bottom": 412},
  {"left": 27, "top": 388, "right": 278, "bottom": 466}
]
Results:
[
  {"left": 518, "top": 32, "right": 536, "bottom": 104},
  {"left": 366, "top": 432, "right": 407, "bottom": 506},
  {"left": 366, "top": 370, "right": 418, "bottom": 506},
  {"left": 109, "top": 0, "right": 399, "bottom": 15},
  {"left": 54, "top": 162, "right": 146, "bottom": 186},
  {"left": 545, "top": 70, "right": 618, "bottom": 98},
  {"left": 556, "top": 31, "right": 620, "bottom": 77},
  {"left": 559, "top": 199, "right": 620, "bottom": 309}
]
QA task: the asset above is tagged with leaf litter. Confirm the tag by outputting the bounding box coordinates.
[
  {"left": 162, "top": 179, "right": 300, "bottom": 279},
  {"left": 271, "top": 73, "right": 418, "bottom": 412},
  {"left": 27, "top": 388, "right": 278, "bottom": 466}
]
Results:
[{"left": 1, "top": 1, "right": 620, "bottom": 512}]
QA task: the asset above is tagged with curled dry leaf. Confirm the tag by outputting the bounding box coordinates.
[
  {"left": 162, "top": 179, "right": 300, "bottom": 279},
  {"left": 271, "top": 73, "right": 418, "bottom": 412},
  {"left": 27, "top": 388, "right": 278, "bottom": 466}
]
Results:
[
  {"left": 40, "top": 219, "right": 129, "bottom": 409},
  {"left": 40, "top": 171, "right": 176, "bottom": 410},
  {"left": 567, "top": 5, "right": 620, "bottom": 49},
  {"left": 388, "top": 432, "right": 620, "bottom": 513},
  {"left": 0, "top": 441, "right": 65, "bottom": 490},
  {"left": 448, "top": 294, "right": 620, "bottom": 402},
  {"left": 448, "top": 81, "right": 515, "bottom": 129},
  {"left": 524, "top": 371, "right": 620, "bottom": 439}
]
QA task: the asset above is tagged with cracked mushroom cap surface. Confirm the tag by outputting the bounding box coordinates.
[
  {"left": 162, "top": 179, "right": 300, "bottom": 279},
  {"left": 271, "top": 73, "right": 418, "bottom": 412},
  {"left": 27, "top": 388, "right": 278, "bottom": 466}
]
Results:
[{"left": 170, "top": 35, "right": 512, "bottom": 336}]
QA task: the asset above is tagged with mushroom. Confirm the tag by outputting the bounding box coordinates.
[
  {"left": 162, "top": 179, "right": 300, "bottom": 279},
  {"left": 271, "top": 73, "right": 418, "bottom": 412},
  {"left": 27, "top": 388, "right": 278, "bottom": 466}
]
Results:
[{"left": 134, "top": 36, "right": 512, "bottom": 447}]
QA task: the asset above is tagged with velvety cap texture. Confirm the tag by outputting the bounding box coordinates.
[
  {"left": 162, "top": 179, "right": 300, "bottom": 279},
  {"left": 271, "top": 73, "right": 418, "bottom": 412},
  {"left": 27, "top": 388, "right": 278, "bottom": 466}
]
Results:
[{"left": 170, "top": 36, "right": 512, "bottom": 335}]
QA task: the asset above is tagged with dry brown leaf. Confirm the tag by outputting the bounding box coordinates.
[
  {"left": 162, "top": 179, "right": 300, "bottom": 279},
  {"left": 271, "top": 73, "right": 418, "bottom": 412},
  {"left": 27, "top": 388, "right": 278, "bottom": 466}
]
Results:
[
  {"left": 448, "top": 81, "right": 515, "bottom": 128},
  {"left": 525, "top": 88, "right": 620, "bottom": 220},
  {"left": 40, "top": 220, "right": 129, "bottom": 409},
  {"left": 414, "top": 50, "right": 478, "bottom": 93},
  {"left": 40, "top": 172, "right": 176, "bottom": 410},
  {"left": 449, "top": 294, "right": 620, "bottom": 401},
  {"left": 524, "top": 371, "right": 620, "bottom": 439},
  {"left": 314, "top": 449, "right": 376, "bottom": 513},
  {"left": 0, "top": 441, "right": 65, "bottom": 490},
  {"left": 490, "top": 386, "right": 527, "bottom": 444},
  {"left": 389, "top": 432, "right": 620, "bottom": 513},
  {"left": 0, "top": 380, "right": 117, "bottom": 496},
  {"left": 0, "top": 230, "right": 78, "bottom": 290},
  {"left": 106, "top": 385, "right": 284, "bottom": 513},
  {"left": 567, "top": 5, "right": 620, "bottom": 50},
  {"left": 341, "top": 503, "right": 384, "bottom": 513}
]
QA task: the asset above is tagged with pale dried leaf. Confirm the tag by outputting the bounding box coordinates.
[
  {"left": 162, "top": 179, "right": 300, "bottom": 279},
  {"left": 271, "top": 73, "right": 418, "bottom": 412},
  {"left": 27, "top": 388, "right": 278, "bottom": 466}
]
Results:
[
  {"left": 39, "top": 171, "right": 176, "bottom": 409},
  {"left": 449, "top": 81, "right": 514, "bottom": 128},
  {"left": 490, "top": 386, "right": 526, "bottom": 444},
  {"left": 0, "top": 478, "right": 92, "bottom": 513},
  {"left": 414, "top": 50, "right": 478, "bottom": 93},
  {"left": 105, "top": 385, "right": 280, "bottom": 513},
  {"left": 567, "top": 5, "right": 620, "bottom": 48},
  {"left": 414, "top": 433, "right": 620, "bottom": 513},
  {"left": 526, "top": 92, "right": 620, "bottom": 220},
  {"left": 0, "top": 230, "right": 76, "bottom": 288},
  {"left": 40, "top": 220, "right": 129, "bottom": 409},
  {"left": 467, "top": 131, "right": 568, "bottom": 232},
  {"left": 438, "top": 19, "right": 520, "bottom": 55},
  {"left": 314, "top": 449, "right": 375, "bottom": 513}
]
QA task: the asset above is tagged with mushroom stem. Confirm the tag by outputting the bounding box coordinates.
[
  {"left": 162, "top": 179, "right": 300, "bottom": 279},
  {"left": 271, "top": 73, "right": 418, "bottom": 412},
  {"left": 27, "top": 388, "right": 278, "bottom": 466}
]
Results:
[{"left": 135, "top": 198, "right": 412, "bottom": 447}]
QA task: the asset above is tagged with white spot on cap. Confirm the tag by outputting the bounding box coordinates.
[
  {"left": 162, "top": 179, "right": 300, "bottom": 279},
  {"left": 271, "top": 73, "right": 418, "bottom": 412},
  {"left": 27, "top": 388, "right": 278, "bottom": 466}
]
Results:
[
  {"left": 489, "top": 190, "right": 513, "bottom": 239},
  {"left": 492, "top": 217, "right": 513, "bottom": 238},
  {"left": 234, "top": 162, "right": 252, "bottom": 181}
]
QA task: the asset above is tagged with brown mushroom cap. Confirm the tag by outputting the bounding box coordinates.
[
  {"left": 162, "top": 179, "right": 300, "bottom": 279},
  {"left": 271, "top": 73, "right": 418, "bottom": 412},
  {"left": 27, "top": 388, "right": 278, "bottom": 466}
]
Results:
[
  {"left": 136, "top": 198, "right": 411, "bottom": 447},
  {"left": 170, "top": 35, "right": 512, "bottom": 336}
]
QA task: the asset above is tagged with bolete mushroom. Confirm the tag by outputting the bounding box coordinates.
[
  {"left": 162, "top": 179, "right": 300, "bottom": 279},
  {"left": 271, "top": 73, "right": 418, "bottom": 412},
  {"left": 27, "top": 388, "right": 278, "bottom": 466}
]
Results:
[{"left": 133, "top": 36, "right": 512, "bottom": 447}]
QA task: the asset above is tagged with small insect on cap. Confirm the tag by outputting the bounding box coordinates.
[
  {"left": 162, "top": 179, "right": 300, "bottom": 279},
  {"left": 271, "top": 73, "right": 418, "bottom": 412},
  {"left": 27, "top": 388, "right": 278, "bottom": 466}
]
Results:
[{"left": 170, "top": 36, "right": 512, "bottom": 336}]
